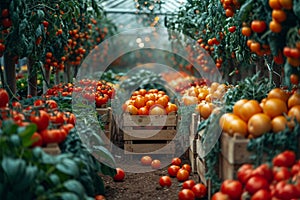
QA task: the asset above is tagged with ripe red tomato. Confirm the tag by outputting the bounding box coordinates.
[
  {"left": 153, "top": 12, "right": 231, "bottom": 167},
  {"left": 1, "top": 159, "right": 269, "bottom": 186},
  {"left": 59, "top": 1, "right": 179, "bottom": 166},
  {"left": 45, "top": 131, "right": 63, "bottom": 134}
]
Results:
[
  {"left": 290, "top": 74, "right": 299, "bottom": 85},
  {"left": 42, "top": 20, "right": 49, "bottom": 28},
  {"left": 273, "top": 150, "right": 296, "bottom": 168},
  {"left": 177, "top": 169, "right": 190, "bottom": 182},
  {"left": 220, "top": 180, "right": 243, "bottom": 200},
  {"left": 182, "top": 180, "right": 196, "bottom": 189},
  {"left": 291, "top": 163, "right": 300, "bottom": 175},
  {"left": 46, "top": 100, "right": 58, "bottom": 109},
  {"left": 51, "top": 112, "right": 65, "bottom": 125},
  {"left": 192, "top": 183, "right": 207, "bottom": 198},
  {"left": 211, "top": 192, "right": 230, "bottom": 200},
  {"left": 1, "top": 9, "right": 9, "bottom": 18},
  {"left": 251, "top": 164, "right": 273, "bottom": 183},
  {"left": 140, "top": 156, "right": 152, "bottom": 166},
  {"left": 245, "top": 176, "right": 269, "bottom": 195},
  {"left": 151, "top": 159, "right": 161, "bottom": 169},
  {"left": 138, "top": 106, "right": 149, "bottom": 115},
  {"left": 40, "top": 129, "right": 60, "bottom": 144},
  {"left": 94, "top": 194, "right": 106, "bottom": 200},
  {"left": 30, "top": 110, "right": 50, "bottom": 131},
  {"left": 273, "top": 166, "right": 291, "bottom": 182},
  {"left": 31, "top": 132, "right": 43, "bottom": 147},
  {"left": 168, "top": 165, "right": 180, "bottom": 177},
  {"left": 178, "top": 189, "right": 195, "bottom": 200},
  {"left": 34, "top": 99, "right": 44, "bottom": 107},
  {"left": 181, "top": 164, "right": 192, "bottom": 174},
  {"left": 228, "top": 26, "right": 236, "bottom": 33},
  {"left": 275, "top": 181, "right": 300, "bottom": 200},
  {"left": 237, "top": 164, "right": 253, "bottom": 184},
  {"left": 113, "top": 168, "right": 125, "bottom": 181},
  {"left": 159, "top": 176, "right": 172, "bottom": 187},
  {"left": 251, "top": 189, "right": 272, "bottom": 200},
  {"left": 2, "top": 18, "right": 12, "bottom": 28},
  {"left": 171, "top": 157, "right": 182, "bottom": 166},
  {"left": 251, "top": 20, "right": 267, "bottom": 33},
  {"left": 0, "top": 88, "right": 9, "bottom": 108}
]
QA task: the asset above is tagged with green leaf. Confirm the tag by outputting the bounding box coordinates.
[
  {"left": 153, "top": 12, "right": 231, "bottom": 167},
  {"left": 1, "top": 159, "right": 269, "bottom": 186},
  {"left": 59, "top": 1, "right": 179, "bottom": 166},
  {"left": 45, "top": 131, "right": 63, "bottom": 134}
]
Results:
[
  {"left": 63, "top": 180, "right": 85, "bottom": 199},
  {"left": 92, "top": 146, "right": 116, "bottom": 170},
  {"left": 61, "top": 192, "right": 80, "bottom": 200},
  {"left": 2, "top": 120, "right": 18, "bottom": 135},
  {"left": 36, "top": 10, "right": 45, "bottom": 21},
  {"left": 237, "top": 0, "right": 254, "bottom": 22},
  {"left": 2, "top": 157, "right": 26, "bottom": 184},
  {"left": 100, "top": 163, "right": 117, "bottom": 177},
  {"left": 49, "top": 174, "right": 61, "bottom": 185},
  {"left": 293, "top": 0, "right": 300, "bottom": 19},
  {"left": 56, "top": 158, "right": 79, "bottom": 177},
  {"left": 14, "top": 165, "right": 37, "bottom": 192},
  {"left": 17, "top": 123, "right": 37, "bottom": 147}
]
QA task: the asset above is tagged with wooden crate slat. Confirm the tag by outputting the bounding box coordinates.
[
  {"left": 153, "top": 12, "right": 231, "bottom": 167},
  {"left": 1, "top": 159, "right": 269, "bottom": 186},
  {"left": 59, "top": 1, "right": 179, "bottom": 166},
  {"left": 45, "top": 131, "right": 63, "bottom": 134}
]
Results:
[
  {"left": 123, "top": 129, "right": 176, "bottom": 140},
  {"left": 43, "top": 143, "right": 61, "bottom": 155},
  {"left": 221, "top": 132, "right": 251, "bottom": 165},
  {"left": 220, "top": 155, "right": 242, "bottom": 180},
  {"left": 189, "top": 148, "right": 197, "bottom": 173},
  {"left": 96, "top": 107, "right": 112, "bottom": 123},
  {"left": 189, "top": 113, "right": 200, "bottom": 137},
  {"left": 122, "top": 114, "right": 177, "bottom": 127},
  {"left": 124, "top": 142, "right": 175, "bottom": 154}
]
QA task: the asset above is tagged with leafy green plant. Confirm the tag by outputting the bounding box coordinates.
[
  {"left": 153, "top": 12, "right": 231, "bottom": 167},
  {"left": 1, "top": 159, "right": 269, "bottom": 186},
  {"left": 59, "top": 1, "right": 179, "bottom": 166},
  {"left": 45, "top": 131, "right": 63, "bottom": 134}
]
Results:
[{"left": 0, "top": 119, "right": 115, "bottom": 200}]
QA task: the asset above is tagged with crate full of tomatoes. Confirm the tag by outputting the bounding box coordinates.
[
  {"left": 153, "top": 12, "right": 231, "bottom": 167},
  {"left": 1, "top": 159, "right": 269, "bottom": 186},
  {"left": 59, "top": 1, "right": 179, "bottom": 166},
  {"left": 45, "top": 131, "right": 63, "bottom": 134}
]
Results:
[{"left": 121, "top": 88, "right": 178, "bottom": 155}]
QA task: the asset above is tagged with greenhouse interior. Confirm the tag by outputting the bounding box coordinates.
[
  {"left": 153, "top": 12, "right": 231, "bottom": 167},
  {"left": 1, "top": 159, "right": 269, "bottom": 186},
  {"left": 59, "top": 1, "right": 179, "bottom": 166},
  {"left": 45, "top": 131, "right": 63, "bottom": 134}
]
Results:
[{"left": 1, "top": 0, "right": 300, "bottom": 199}]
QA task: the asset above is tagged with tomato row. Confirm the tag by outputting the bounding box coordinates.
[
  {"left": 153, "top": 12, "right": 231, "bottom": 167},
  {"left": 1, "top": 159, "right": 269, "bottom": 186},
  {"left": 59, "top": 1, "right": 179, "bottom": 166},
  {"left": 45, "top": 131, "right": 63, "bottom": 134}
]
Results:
[
  {"left": 212, "top": 150, "right": 300, "bottom": 200},
  {"left": 122, "top": 88, "right": 178, "bottom": 115}
]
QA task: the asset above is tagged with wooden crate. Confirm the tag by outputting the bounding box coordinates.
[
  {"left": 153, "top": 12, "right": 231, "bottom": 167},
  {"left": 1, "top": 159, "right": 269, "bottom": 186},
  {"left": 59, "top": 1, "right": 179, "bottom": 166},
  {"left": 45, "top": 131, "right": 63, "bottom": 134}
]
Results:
[
  {"left": 43, "top": 143, "right": 61, "bottom": 155},
  {"left": 189, "top": 113, "right": 200, "bottom": 173},
  {"left": 221, "top": 132, "right": 251, "bottom": 165},
  {"left": 220, "top": 155, "right": 243, "bottom": 180},
  {"left": 122, "top": 113, "right": 177, "bottom": 155},
  {"left": 96, "top": 107, "right": 113, "bottom": 148}
]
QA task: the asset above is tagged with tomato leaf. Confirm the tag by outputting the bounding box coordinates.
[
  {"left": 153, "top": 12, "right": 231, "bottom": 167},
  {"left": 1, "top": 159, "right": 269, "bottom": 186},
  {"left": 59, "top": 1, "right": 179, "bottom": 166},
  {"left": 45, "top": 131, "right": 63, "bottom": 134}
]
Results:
[
  {"left": 14, "top": 165, "right": 37, "bottom": 192},
  {"left": 92, "top": 145, "right": 116, "bottom": 171},
  {"left": 63, "top": 180, "right": 85, "bottom": 199},
  {"left": 17, "top": 123, "right": 37, "bottom": 147},
  {"left": 1, "top": 157, "right": 26, "bottom": 184},
  {"left": 238, "top": 0, "right": 254, "bottom": 22},
  {"left": 60, "top": 192, "right": 80, "bottom": 200},
  {"left": 56, "top": 158, "right": 79, "bottom": 177},
  {"left": 293, "top": 0, "right": 300, "bottom": 19}
]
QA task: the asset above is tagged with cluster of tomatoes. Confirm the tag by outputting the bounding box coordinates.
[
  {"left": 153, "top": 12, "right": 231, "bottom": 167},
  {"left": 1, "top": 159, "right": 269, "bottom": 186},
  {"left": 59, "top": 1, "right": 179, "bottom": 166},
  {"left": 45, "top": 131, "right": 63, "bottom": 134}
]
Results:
[
  {"left": 220, "top": 0, "right": 240, "bottom": 18},
  {"left": 44, "top": 51, "right": 66, "bottom": 71},
  {"left": 0, "top": 88, "right": 75, "bottom": 147},
  {"left": 212, "top": 150, "right": 300, "bottom": 200},
  {"left": 45, "top": 79, "right": 115, "bottom": 108},
  {"left": 283, "top": 46, "right": 300, "bottom": 68},
  {"left": 182, "top": 82, "right": 227, "bottom": 119},
  {"left": 122, "top": 88, "right": 178, "bottom": 115},
  {"left": 220, "top": 87, "right": 300, "bottom": 138},
  {"left": 158, "top": 157, "right": 207, "bottom": 200}
]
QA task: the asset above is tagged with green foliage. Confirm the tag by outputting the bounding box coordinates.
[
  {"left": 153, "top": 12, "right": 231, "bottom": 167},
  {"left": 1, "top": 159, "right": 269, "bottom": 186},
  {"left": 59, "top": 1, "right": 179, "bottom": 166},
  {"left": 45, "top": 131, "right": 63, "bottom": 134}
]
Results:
[{"left": 0, "top": 119, "right": 115, "bottom": 199}]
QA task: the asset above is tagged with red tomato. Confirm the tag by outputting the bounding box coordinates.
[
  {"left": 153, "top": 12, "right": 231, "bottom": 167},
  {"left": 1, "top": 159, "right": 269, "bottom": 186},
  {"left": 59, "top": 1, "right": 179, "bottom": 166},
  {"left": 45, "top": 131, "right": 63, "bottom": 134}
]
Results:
[
  {"left": 211, "top": 192, "right": 230, "bottom": 200},
  {"left": 272, "top": 151, "right": 296, "bottom": 167},
  {"left": 237, "top": 164, "right": 253, "bottom": 184},
  {"left": 220, "top": 180, "right": 243, "bottom": 200},
  {"left": 34, "top": 99, "right": 44, "bottom": 107},
  {"left": 94, "top": 195, "right": 106, "bottom": 200},
  {"left": 251, "top": 164, "right": 273, "bottom": 183},
  {"left": 177, "top": 169, "right": 190, "bottom": 182},
  {"left": 168, "top": 165, "right": 180, "bottom": 177},
  {"left": 40, "top": 129, "right": 60, "bottom": 144},
  {"left": 51, "top": 112, "right": 65, "bottom": 125},
  {"left": 0, "top": 88, "right": 9, "bottom": 108},
  {"left": 159, "top": 176, "right": 172, "bottom": 187},
  {"left": 1, "top": 9, "right": 9, "bottom": 18},
  {"left": 140, "top": 156, "right": 152, "bottom": 166},
  {"left": 138, "top": 106, "right": 149, "bottom": 115},
  {"left": 181, "top": 164, "right": 192, "bottom": 174},
  {"left": 171, "top": 157, "right": 182, "bottom": 166},
  {"left": 2, "top": 18, "right": 12, "bottom": 28},
  {"left": 151, "top": 159, "right": 161, "bottom": 169},
  {"left": 192, "top": 183, "right": 207, "bottom": 198},
  {"left": 273, "top": 166, "right": 291, "bottom": 182},
  {"left": 178, "top": 189, "right": 195, "bottom": 200},
  {"left": 245, "top": 176, "right": 269, "bottom": 195},
  {"left": 113, "top": 168, "right": 125, "bottom": 181},
  {"left": 251, "top": 20, "right": 267, "bottom": 33},
  {"left": 30, "top": 110, "right": 50, "bottom": 131},
  {"left": 251, "top": 189, "right": 272, "bottom": 200},
  {"left": 228, "top": 26, "right": 236, "bottom": 33},
  {"left": 275, "top": 181, "right": 300, "bottom": 200},
  {"left": 46, "top": 100, "right": 58, "bottom": 109},
  {"left": 182, "top": 180, "right": 196, "bottom": 189},
  {"left": 67, "top": 113, "right": 76, "bottom": 125},
  {"left": 31, "top": 132, "right": 43, "bottom": 147},
  {"left": 291, "top": 163, "right": 300, "bottom": 175}
]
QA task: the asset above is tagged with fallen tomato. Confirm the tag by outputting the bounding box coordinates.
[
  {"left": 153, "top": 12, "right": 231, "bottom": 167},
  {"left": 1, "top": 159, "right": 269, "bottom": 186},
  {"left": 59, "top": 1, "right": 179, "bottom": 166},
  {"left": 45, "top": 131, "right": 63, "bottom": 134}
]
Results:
[{"left": 113, "top": 168, "right": 125, "bottom": 181}]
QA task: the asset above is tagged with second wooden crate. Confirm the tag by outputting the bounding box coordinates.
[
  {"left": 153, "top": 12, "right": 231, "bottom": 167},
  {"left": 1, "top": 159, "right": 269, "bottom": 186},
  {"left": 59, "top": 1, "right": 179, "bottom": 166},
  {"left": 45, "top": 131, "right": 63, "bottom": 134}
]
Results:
[{"left": 122, "top": 113, "right": 177, "bottom": 155}]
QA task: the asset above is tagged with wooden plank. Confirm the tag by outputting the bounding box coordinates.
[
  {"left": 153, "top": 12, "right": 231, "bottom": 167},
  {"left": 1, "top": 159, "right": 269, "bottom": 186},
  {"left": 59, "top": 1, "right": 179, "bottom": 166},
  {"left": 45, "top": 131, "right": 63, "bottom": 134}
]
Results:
[
  {"left": 220, "top": 155, "right": 242, "bottom": 181},
  {"left": 221, "top": 132, "right": 251, "bottom": 165},
  {"left": 96, "top": 107, "right": 112, "bottom": 123},
  {"left": 123, "top": 129, "right": 176, "bottom": 140},
  {"left": 43, "top": 143, "right": 61, "bottom": 155},
  {"left": 189, "top": 148, "right": 197, "bottom": 174},
  {"left": 122, "top": 113, "right": 177, "bottom": 127},
  {"left": 124, "top": 142, "right": 175, "bottom": 154},
  {"left": 189, "top": 113, "right": 200, "bottom": 138}
]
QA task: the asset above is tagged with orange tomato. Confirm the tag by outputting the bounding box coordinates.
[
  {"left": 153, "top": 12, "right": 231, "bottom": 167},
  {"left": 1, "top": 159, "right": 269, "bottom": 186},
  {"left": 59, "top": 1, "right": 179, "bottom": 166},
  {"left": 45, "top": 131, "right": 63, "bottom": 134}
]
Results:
[
  {"left": 269, "top": 0, "right": 282, "bottom": 9},
  {"left": 272, "top": 9, "right": 287, "bottom": 22},
  {"left": 288, "top": 92, "right": 300, "bottom": 108},
  {"left": 271, "top": 115, "right": 288, "bottom": 133},
  {"left": 134, "top": 96, "right": 146, "bottom": 109},
  {"left": 250, "top": 42, "right": 261, "bottom": 53},
  {"left": 241, "top": 27, "right": 252, "bottom": 37},
  {"left": 219, "top": 113, "right": 240, "bottom": 132},
  {"left": 248, "top": 113, "right": 272, "bottom": 138},
  {"left": 278, "top": 0, "right": 293, "bottom": 9},
  {"left": 165, "top": 103, "right": 178, "bottom": 114},
  {"left": 199, "top": 103, "right": 213, "bottom": 119},
  {"left": 239, "top": 100, "right": 262, "bottom": 122},
  {"left": 138, "top": 106, "right": 149, "bottom": 115},
  {"left": 233, "top": 99, "right": 248, "bottom": 118},
  {"left": 288, "top": 105, "right": 300, "bottom": 123},
  {"left": 262, "top": 98, "right": 287, "bottom": 118},
  {"left": 125, "top": 105, "right": 138, "bottom": 115},
  {"left": 156, "top": 96, "right": 168, "bottom": 107},
  {"left": 227, "top": 118, "right": 248, "bottom": 137},
  {"left": 149, "top": 105, "right": 166, "bottom": 115},
  {"left": 267, "top": 88, "right": 290, "bottom": 103},
  {"left": 269, "top": 20, "right": 282, "bottom": 33},
  {"left": 146, "top": 100, "right": 155, "bottom": 109}
]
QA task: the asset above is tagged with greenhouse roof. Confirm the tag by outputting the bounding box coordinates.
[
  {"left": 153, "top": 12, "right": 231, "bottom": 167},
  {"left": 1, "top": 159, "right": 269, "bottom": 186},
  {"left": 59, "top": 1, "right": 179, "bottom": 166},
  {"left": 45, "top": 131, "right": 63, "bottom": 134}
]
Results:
[{"left": 101, "top": 0, "right": 186, "bottom": 31}]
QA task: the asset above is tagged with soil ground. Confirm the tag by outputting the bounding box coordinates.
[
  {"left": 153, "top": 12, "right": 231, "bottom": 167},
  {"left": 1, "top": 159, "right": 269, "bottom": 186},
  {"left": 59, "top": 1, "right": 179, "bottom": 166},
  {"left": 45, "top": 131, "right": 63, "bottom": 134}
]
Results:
[{"left": 101, "top": 151, "right": 201, "bottom": 200}]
